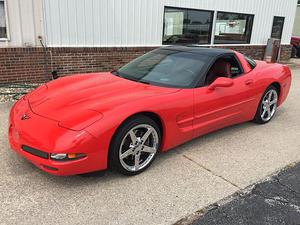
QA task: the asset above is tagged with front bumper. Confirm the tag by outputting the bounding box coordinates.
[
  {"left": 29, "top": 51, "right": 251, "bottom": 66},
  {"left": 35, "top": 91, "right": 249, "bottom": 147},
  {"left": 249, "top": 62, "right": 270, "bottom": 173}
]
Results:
[{"left": 8, "top": 98, "right": 107, "bottom": 176}]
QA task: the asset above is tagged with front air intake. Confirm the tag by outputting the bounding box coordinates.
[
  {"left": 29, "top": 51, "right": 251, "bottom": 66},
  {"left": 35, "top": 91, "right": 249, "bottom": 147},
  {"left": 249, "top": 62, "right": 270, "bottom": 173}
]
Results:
[{"left": 21, "top": 145, "right": 49, "bottom": 159}]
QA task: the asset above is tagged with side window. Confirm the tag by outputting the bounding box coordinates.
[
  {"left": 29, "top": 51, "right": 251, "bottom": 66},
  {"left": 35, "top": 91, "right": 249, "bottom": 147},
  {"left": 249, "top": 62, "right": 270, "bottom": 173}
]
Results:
[
  {"left": 229, "top": 56, "right": 243, "bottom": 77},
  {"left": 244, "top": 55, "right": 257, "bottom": 70},
  {"left": 204, "top": 55, "right": 243, "bottom": 86}
]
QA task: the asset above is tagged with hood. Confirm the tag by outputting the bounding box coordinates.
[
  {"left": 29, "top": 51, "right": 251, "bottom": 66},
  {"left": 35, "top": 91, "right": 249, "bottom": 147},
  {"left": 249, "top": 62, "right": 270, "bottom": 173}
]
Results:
[{"left": 27, "top": 72, "right": 180, "bottom": 130}]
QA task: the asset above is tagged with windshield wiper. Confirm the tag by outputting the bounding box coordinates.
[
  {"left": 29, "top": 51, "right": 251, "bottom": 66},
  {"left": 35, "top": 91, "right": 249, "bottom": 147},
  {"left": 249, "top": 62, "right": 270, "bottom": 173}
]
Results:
[
  {"left": 112, "top": 71, "right": 150, "bottom": 85},
  {"left": 139, "top": 80, "right": 150, "bottom": 85},
  {"left": 111, "top": 70, "right": 122, "bottom": 77},
  {"left": 126, "top": 77, "right": 150, "bottom": 85}
]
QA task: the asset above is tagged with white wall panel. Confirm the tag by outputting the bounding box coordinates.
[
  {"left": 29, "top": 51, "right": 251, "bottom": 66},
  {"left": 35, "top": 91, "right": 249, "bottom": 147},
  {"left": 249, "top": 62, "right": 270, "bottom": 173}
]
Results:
[
  {"left": 42, "top": 0, "right": 298, "bottom": 47},
  {"left": 293, "top": 6, "right": 300, "bottom": 35},
  {"left": 0, "top": 0, "right": 44, "bottom": 47}
]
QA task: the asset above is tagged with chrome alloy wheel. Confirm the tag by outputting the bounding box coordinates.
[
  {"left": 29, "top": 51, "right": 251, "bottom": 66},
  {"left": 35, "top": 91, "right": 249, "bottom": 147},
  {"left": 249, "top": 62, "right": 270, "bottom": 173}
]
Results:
[
  {"left": 119, "top": 124, "right": 159, "bottom": 172},
  {"left": 260, "top": 89, "right": 278, "bottom": 122}
]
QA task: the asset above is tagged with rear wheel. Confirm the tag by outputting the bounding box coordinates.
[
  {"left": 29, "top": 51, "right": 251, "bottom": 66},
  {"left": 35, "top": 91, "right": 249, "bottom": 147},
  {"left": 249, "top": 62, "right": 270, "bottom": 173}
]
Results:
[
  {"left": 109, "top": 115, "right": 161, "bottom": 176},
  {"left": 253, "top": 86, "right": 279, "bottom": 124}
]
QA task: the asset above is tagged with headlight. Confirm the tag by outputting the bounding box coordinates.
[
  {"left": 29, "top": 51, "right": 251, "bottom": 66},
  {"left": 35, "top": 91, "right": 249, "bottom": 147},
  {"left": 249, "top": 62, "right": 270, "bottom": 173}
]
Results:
[{"left": 50, "top": 153, "right": 86, "bottom": 161}]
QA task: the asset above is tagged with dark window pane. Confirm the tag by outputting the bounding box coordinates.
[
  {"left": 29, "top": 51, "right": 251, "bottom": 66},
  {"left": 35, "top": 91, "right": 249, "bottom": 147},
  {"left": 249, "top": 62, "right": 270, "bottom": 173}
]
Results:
[
  {"left": 163, "top": 7, "right": 213, "bottom": 45},
  {"left": 185, "top": 10, "right": 213, "bottom": 44},
  {"left": 214, "top": 12, "right": 254, "bottom": 44},
  {"left": 0, "top": 27, "right": 6, "bottom": 38},
  {"left": 271, "top": 17, "right": 285, "bottom": 39},
  {"left": 0, "top": 1, "right": 7, "bottom": 39}
]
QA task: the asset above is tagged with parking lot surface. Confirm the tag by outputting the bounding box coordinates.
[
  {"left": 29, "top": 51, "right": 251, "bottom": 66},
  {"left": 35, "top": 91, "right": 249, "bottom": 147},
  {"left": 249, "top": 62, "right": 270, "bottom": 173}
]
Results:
[
  {"left": 191, "top": 162, "right": 300, "bottom": 225},
  {"left": 0, "top": 68, "right": 300, "bottom": 225}
]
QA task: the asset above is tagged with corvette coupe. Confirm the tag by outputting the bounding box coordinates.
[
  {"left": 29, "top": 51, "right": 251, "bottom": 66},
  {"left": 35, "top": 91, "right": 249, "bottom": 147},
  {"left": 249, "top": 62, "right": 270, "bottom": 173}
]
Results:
[{"left": 8, "top": 46, "right": 291, "bottom": 176}]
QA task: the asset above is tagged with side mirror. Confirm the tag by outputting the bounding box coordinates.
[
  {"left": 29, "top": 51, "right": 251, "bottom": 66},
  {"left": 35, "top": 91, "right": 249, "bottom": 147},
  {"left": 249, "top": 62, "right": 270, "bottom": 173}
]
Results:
[{"left": 208, "top": 77, "right": 234, "bottom": 91}]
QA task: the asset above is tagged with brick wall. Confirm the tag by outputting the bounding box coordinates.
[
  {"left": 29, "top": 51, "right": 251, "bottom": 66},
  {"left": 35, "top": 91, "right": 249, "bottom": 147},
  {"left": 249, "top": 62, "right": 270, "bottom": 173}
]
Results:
[{"left": 0, "top": 45, "right": 292, "bottom": 84}]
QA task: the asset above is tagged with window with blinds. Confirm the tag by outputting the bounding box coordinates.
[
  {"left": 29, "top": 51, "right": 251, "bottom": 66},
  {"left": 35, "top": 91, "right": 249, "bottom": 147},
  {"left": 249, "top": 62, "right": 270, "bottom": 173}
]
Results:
[{"left": 0, "top": 0, "right": 7, "bottom": 39}]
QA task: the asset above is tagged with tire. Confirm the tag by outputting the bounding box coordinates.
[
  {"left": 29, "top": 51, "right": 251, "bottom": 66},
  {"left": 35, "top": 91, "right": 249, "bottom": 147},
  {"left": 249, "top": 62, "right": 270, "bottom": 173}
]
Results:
[
  {"left": 253, "top": 85, "right": 279, "bottom": 124},
  {"left": 109, "top": 115, "right": 161, "bottom": 176}
]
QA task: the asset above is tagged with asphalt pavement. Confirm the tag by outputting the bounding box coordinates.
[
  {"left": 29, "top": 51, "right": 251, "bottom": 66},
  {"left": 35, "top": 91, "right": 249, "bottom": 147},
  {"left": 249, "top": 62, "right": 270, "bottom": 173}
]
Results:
[
  {"left": 191, "top": 163, "right": 300, "bottom": 225},
  {"left": 0, "top": 68, "right": 299, "bottom": 225}
]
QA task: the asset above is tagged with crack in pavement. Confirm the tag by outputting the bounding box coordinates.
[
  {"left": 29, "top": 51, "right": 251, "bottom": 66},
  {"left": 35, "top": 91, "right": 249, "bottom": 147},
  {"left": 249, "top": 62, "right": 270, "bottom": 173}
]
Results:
[
  {"left": 275, "top": 176, "right": 300, "bottom": 196},
  {"left": 176, "top": 150, "right": 241, "bottom": 190}
]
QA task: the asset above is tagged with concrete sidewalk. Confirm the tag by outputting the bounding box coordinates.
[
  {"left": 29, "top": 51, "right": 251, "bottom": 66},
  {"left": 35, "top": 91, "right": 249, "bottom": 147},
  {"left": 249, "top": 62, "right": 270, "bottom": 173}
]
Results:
[
  {"left": 283, "top": 58, "right": 300, "bottom": 68},
  {"left": 0, "top": 68, "right": 300, "bottom": 225}
]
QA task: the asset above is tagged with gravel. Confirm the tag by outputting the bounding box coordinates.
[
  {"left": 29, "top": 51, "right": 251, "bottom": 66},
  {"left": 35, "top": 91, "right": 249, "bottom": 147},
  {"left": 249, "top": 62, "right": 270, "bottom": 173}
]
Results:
[{"left": 0, "top": 84, "right": 40, "bottom": 102}]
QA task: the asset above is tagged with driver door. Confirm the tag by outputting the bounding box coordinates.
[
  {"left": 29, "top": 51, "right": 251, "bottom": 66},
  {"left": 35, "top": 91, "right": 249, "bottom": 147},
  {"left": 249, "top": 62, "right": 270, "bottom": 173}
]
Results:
[{"left": 193, "top": 54, "right": 258, "bottom": 137}]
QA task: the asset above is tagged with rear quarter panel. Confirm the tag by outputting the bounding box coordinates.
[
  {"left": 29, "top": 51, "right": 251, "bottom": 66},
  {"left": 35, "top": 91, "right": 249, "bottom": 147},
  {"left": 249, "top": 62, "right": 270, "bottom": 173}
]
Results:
[{"left": 253, "top": 61, "right": 291, "bottom": 106}]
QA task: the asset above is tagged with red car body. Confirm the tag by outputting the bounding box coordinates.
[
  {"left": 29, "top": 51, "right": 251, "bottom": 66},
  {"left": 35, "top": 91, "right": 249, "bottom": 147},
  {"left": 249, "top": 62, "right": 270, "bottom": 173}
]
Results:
[{"left": 8, "top": 49, "right": 292, "bottom": 176}]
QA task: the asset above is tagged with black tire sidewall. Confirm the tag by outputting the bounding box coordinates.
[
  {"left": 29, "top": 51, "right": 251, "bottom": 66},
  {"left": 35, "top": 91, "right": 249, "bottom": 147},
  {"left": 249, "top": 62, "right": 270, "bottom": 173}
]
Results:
[{"left": 109, "top": 115, "right": 161, "bottom": 176}]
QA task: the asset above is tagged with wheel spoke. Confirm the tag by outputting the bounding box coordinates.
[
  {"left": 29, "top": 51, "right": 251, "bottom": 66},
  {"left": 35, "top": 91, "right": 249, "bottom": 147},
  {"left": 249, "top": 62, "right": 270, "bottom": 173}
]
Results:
[
  {"left": 141, "top": 145, "right": 156, "bottom": 154},
  {"left": 268, "top": 91, "right": 273, "bottom": 101},
  {"left": 270, "top": 98, "right": 277, "bottom": 106},
  {"left": 134, "top": 153, "right": 140, "bottom": 169},
  {"left": 120, "top": 148, "right": 134, "bottom": 159},
  {"left": 261, "top": 108, "right": 267, "bottom": 118},
  {"left": 141, "top": 128, "right": 153, "bottom": 143},
  {"left": 129, "top": 130, "right": 137, "bottom": 144},
  {"left": 266, "top": 107, "right": 271, "bottom": 118}
]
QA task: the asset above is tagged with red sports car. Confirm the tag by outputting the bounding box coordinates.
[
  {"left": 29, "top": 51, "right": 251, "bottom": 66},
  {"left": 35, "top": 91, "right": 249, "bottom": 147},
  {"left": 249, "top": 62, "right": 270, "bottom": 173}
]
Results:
[{"left": 8, "top": 46, "right": 292, "bottom": 176}]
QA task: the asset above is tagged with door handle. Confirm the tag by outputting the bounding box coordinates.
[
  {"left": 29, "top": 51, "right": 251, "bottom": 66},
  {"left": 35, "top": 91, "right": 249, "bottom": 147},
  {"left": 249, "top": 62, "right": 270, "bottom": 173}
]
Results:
[{"left": 245, "top": 79, "right": 254, "bottom": 85}]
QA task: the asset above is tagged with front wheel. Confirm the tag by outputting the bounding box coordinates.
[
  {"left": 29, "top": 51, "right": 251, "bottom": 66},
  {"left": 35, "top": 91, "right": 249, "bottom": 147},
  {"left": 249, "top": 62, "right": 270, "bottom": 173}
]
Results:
[
  {"left": 109, "top": 115, "right": 161, "bottom": 176},
  {"left": 253, "top": 86, "right": 279, "bottom": 124}
]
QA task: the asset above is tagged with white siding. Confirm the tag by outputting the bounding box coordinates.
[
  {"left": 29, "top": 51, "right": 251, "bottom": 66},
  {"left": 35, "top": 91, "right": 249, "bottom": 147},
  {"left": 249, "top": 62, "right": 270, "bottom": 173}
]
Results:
[
  {"left": 1, "top": 0, "right": 298, "bottom": 47},
  {"left": 293, "top": 6, "right": 300, "bottom": 36},
  {"left": 43, "top": 0, "right": 298, "bottom": 47},
  {"left": 0, "top": 0, "right": 44, "bottom": 47}
]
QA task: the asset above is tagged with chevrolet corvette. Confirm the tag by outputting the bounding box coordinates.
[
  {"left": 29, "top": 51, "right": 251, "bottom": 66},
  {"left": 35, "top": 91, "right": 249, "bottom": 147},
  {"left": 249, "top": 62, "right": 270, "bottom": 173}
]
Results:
[{"left": 8, "top": 46, "right": 292, "bottom": 176}]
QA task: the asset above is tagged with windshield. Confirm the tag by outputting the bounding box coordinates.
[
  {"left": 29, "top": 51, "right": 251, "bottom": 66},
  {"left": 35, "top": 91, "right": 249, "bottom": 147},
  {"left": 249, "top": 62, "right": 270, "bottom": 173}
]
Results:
[{"left": 115, "top": 49, "right": 211, "bottom": 88}]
